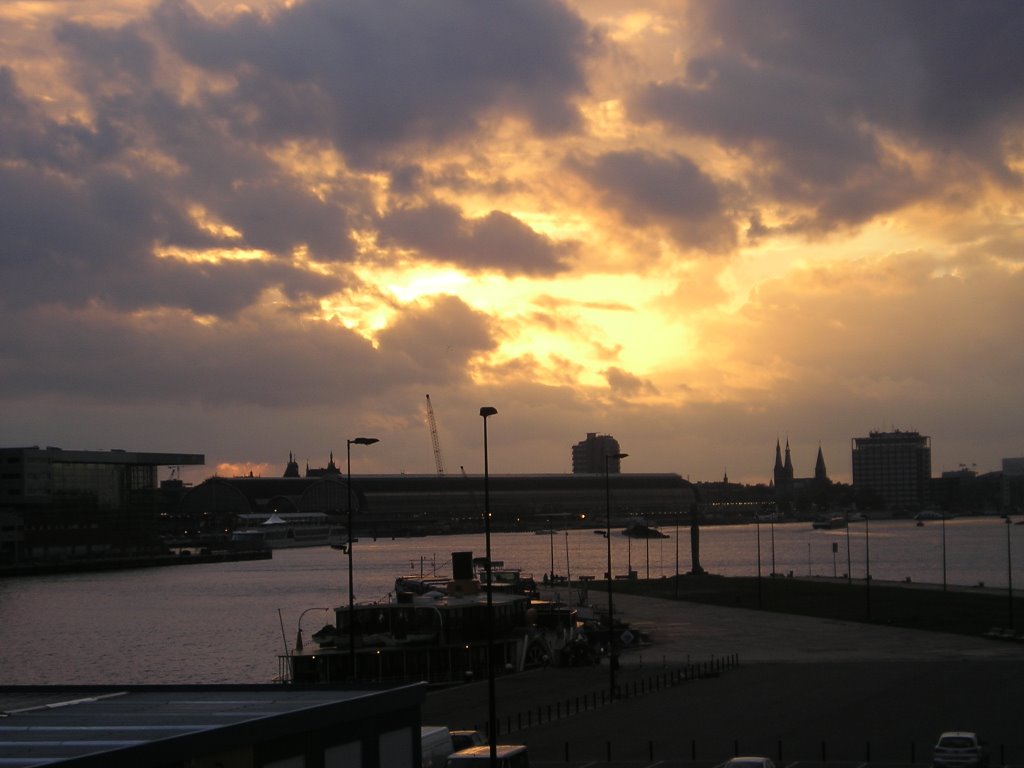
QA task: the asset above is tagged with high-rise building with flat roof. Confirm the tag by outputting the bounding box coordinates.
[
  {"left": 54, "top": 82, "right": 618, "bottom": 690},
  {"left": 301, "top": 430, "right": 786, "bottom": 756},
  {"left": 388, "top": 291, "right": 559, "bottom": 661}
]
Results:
[
  {"left": 571, "top": 433, "right": 622, "bottom": 474},
  {"left": 851, "top": 430, "right": 931, "bottom": 511}
]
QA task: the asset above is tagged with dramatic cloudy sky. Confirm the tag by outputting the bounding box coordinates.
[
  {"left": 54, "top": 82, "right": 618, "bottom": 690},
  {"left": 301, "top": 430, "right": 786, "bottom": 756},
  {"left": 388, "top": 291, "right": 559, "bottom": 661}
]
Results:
[{"left": 3, "top": 0, "right": 1023, "bottom": 484}]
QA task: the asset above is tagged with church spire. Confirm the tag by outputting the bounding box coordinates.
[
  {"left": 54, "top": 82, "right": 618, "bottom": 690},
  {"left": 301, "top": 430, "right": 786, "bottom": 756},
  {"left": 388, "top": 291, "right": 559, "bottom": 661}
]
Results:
[{"left": 815, "top": 444, "right": 828, "bottom": 482}]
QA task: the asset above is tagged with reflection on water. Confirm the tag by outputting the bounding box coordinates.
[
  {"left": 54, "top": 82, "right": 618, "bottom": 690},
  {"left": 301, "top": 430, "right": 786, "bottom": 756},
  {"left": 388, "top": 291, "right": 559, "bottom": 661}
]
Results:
[{"left": 0, "top": 517, "right": 1020, "bottom": 685}]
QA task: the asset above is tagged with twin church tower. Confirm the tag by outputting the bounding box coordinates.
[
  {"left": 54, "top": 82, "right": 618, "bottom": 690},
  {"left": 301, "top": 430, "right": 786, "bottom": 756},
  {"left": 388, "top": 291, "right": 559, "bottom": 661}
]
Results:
[{"left": 772, "top": 438, "right": 830, "bottom": 508}]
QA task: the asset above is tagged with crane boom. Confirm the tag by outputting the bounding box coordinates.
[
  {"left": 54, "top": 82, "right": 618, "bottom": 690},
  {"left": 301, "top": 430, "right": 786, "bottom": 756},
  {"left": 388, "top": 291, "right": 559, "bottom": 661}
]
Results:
[{"left": 425, "top": 394, "right": 446, "bottom": 476}]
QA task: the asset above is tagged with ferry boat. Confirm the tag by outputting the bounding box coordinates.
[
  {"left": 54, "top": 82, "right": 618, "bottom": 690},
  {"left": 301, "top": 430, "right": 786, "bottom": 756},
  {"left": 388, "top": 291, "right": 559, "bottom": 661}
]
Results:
[
  {"left": 232, "top": 512, "right": 346, "bottom": 549},
  {"left": 285, "top": 552, "right": 592, "bottom": 685}
]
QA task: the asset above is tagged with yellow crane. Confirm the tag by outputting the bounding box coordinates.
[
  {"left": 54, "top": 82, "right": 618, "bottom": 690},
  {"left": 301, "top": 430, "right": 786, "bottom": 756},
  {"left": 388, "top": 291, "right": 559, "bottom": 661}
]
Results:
[{"left": 425, "top": 394, "right": 446, "bottom": 477}]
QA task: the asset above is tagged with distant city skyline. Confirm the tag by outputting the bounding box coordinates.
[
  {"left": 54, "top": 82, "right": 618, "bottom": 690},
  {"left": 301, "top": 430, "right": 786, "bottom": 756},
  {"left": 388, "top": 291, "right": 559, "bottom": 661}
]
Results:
[{"left": 3, "top": 2, "right": 1023, "bottom": 487}]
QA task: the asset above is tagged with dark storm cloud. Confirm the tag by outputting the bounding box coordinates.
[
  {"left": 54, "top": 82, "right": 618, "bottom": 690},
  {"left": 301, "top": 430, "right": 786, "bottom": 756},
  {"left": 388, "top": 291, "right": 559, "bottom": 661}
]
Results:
[
  {"left": 378, "top": 202, "right": 574, "bottom": 275},
  {"left": 569, "top": 150, "right": 736, "bottom": 251},
  {"left": 375, "top": 295, "right": 497, "bottom": 380},
  {"left": 151, "top": 0, "right": 593, "bottom": 162},
  {"left": 0, "top": 161, "right": 345, "bottom": 316},
  {"left": 0, "top": 294, "right": 495, "bottom": 406},
  {"left": 629, "top": 1, "right": 1024, "bottom": 232},
  {"left": 0, "top": 53, "right": 352, "bottom": 315}
]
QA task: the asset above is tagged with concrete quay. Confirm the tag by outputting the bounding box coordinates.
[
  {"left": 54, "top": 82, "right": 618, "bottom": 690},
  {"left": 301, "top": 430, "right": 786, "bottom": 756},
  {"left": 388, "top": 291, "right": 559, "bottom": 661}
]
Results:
[{"left": 422, "top": 591, "right": 1024, "bottom": 767}]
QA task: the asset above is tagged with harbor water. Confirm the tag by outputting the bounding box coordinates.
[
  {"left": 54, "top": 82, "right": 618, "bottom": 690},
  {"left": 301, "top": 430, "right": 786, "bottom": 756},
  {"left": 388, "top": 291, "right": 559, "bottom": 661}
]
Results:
[{"left": 0, "top": 517, "right": 1021, "bottom": 685}]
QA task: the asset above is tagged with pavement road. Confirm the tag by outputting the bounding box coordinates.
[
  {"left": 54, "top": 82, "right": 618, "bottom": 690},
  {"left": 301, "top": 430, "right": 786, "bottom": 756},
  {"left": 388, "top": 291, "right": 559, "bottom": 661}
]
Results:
[{"left": 423, "top": 592, "right": 1024, "bottom": 767}]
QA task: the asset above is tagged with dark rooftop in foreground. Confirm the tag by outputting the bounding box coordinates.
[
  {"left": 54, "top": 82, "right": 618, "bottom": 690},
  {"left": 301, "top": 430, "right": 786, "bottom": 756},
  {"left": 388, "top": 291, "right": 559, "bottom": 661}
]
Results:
[{"left": 0, "top": 684, "right": 425, "bottom": 768}]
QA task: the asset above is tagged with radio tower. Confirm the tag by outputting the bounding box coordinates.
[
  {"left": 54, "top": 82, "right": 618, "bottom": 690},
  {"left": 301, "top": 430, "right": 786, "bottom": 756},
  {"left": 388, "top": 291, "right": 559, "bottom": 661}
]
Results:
[{"left": 425, "top": 394, "right": 446, "bottom": 477}]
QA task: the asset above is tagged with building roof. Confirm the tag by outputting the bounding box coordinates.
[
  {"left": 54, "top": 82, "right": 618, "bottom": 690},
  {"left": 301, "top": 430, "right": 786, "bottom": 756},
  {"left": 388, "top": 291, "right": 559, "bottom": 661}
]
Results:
[
  {"left": 1, "top": 447, "right": 204, "bottom": 466},
  {"left": 0, "top": 684, "right": 424, "bottom": 768}
]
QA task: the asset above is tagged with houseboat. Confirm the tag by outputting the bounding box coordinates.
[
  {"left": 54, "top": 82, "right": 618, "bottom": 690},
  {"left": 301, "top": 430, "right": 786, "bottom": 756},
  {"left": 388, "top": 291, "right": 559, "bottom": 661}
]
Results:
[{"left": 285, "top": 552, "right": 591, "bottom": 685}]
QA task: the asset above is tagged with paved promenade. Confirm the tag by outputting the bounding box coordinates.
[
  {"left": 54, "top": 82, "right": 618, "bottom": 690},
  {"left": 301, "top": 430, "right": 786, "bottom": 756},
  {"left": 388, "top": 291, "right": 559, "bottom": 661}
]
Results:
[{"left": 423, "top": 592, "right": 1024, "bottom": 767}]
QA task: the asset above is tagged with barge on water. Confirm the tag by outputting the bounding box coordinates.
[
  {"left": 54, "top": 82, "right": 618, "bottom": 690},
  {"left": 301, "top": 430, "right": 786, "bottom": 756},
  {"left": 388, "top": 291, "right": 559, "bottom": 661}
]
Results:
[{"left": 284, "top": 551, "right": 593, "bottom": 685}]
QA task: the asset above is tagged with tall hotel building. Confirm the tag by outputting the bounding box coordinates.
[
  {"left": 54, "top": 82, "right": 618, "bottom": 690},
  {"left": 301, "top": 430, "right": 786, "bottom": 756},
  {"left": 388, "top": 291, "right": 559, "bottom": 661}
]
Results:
[
  {"left": 851, "top": 430, "right": 931, "bottom": 510},
  {"left": 571, "top": 433, "right": 622, "bottom": 474}
]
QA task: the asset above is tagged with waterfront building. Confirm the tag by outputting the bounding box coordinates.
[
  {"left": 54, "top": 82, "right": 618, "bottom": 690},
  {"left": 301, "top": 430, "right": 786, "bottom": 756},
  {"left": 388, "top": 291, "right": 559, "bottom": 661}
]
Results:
[
  {"left": 851, "top": 430, "right": 931, "bottom": 511},
  {"left": 0, "top": 446, "right": 204, "bottom": 563},
  {"left": 571, "top": 432, "right": 622, "bottom": 474},
  {"left": 1002, "top": 458, "right": 1024, "bottom": 513},
  {"left": 178, "top": 463, "right": 697, "bottom": 538}
]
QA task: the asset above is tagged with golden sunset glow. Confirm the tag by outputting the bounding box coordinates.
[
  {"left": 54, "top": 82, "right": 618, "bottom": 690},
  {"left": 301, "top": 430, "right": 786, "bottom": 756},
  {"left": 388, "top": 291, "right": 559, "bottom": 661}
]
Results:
[{"left": 2, "top": 0, "right": 1023, "bottom": 484}]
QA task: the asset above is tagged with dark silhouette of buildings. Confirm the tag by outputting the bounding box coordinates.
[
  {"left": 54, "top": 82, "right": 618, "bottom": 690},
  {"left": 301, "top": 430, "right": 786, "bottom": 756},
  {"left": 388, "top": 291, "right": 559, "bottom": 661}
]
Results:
[
  {"left": 771, "top": 438, "right": 833, "bottom": 512},
  {"left": 0, "top": 446, "right": 204, "bottom": 564},
  {"left": 852, "top": 430, "right": 931, "bottom": 511},
  {"left": 572, "top": 433, "right": 622, "bottom": 474}
]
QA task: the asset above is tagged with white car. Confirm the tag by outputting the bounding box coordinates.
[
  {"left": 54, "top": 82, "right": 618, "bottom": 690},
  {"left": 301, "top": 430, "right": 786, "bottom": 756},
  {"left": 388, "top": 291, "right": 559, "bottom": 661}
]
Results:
[
  {"left": 724, "top": 757, "right": 776, "bottom": 768},
  {"left": 933, "top": 732, "right": 988, "bottom": 768}
]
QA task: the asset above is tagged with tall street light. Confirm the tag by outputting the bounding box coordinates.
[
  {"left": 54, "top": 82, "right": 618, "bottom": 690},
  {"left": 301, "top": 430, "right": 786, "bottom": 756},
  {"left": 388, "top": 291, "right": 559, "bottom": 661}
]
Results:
[
  {"left": 605, "top": 451, "right": 628, "bottom": 702},
  {"left": 346, "top": 436, "right": 378, "bottom": 679},
  {"left": 479, "top": 406, "right": 498, "bottom": 766}
]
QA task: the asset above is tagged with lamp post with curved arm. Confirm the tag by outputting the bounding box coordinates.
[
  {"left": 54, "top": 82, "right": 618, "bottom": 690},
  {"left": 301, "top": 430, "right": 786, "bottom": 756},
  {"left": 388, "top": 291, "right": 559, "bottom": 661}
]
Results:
[
  {"left": 479, "top": 406, "right": 498, "bottom": 766},
  {"left": 605, "top": 451, "right": 627, "bottom": 701},
  {"left": 346, "top": 436, "right": 378, "bottom": 679}
]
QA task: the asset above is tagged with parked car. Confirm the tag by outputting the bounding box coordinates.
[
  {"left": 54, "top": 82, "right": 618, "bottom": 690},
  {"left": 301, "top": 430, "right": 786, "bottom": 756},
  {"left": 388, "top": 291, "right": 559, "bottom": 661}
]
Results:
[
  {"left": 446, "top": 744, "right": 529, "bottom": 767},
  {"left": 724, "top": 758, "right": 776, "bottom": 768},
  {"left": 449, "top": 730, "right": 486, "bottom": 752},
  {"left": 933, "top": 732, "right": 988, "bottom": 768}
]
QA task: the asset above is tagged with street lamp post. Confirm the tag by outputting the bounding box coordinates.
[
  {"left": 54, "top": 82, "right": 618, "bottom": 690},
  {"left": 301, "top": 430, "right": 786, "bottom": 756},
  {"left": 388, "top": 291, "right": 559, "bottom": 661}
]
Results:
[
  {"left": 1007, "top": 517, "right": 1014, "bottom": 631},
  {"left": 346, "top": 436, "right": 378, "bottom": 679},
  {"left": 479, "top": 406, "right": 498, "bottom": 766},
  {"left": 865, "top": 516, "right": 871, "bottom": 621},
  {"left": 548, "top": 520, "right": 555, "bottom": 584},
  {"left": 755, "top": 517, "right": 763, "bottom": 608},
  {"left": 604, "top": 451, "right": 628, "bottom": 701}
]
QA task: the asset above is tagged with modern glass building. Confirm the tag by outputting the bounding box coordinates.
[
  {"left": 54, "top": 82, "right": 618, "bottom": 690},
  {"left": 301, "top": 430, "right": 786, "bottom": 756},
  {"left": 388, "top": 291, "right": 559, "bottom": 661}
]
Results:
[{"left": 0, "top": 446, "right": 204, "bottom": 562}]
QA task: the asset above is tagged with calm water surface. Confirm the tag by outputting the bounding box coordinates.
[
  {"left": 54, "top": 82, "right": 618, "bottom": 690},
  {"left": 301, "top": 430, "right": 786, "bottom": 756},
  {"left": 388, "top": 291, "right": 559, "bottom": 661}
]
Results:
[{"left": 1, "top": 517, "right": 1021, "bottom": 685}]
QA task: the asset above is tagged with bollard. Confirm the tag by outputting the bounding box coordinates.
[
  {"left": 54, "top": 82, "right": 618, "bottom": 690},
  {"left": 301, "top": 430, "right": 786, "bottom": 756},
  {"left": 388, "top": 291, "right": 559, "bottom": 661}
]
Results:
[
  {"left": 821, "top": 741, "right": 827, "bottom": 763},
  {"left": 564, "top": 742, "right": 569, "bottom": 763},
  {"left": 649, "top": 740, "right": 655, "bottom": 760},
  {"left": 911, "top": 742, "right": 915, "bottom": 763},
  {"left": 778, "top": 740, "right": 783, "bottom": 761},
  {"left": 734, "top": 740, "right": 740, "bottom": 756},
  {"left": 517, "top": 712, "right": 521, "bottom": 731},
  {"left": 866, "top": 741, "right": 871, "bottom": 762},
  {"left": 606, "top": 741, "right": 611, "bottom": 762},
  {"left": 691, "top": 739, "right": 697, "bottom": 760}
]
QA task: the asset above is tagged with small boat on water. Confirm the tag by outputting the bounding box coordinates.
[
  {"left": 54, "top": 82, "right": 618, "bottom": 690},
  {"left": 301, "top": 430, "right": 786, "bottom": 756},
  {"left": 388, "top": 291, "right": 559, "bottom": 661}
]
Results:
[{"left": 622, "top": 520, "right": 669, "bottom": 539}]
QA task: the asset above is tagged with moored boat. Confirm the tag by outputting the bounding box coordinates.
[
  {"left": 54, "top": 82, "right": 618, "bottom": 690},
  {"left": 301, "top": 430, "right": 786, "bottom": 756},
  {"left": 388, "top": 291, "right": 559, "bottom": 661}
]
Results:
[
  {"left": 285, "top": 551, "right": 592, "bottom": 685},
  {"left": 812, "top": 515, "right": 847, "bottom": 530}
]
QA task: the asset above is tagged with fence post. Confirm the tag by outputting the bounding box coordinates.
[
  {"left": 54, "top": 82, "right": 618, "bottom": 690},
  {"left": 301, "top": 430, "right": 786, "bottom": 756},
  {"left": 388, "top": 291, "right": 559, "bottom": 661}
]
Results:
[
  {"left": 778, "top": 740, "right": 783, "bottom": 761},
  {"left": 606, "top": 741, "right": 611, "bottom": 762},
  {"left": 821, "top": 741, "right": 827, "bottom": 763},
  {"left": 734, "top": 740, "right": 740, "bottom": 756},
  {"left": 866, "top": 741, "right": 871, "bottom": 763},
  {"left": 649, "top": 740, "right": 655, "bottom": 760}
]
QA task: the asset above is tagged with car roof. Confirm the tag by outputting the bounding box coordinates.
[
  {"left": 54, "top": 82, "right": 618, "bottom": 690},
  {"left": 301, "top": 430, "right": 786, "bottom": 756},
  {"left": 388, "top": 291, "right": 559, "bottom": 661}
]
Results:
[
  {"left": 449, "top": 744, "right": 527, "bottom": 757},
  {"left": 939, "top": 732, "right": 978, "bottom": 739}
]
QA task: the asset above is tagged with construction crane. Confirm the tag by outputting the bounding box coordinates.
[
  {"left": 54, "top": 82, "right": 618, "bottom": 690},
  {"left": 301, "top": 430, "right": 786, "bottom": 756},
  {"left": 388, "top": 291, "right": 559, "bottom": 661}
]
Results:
[{"left": 425, "top": 394, "right": 446, "bottom": 477}]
